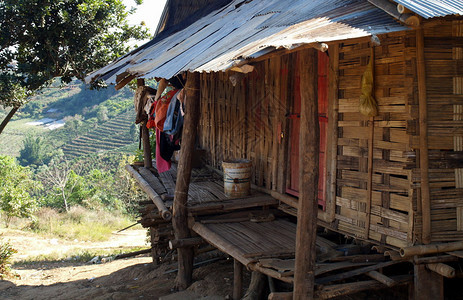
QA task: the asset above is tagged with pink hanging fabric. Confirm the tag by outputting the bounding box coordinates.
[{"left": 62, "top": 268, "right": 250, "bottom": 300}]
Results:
[{"left": 156, "top": 127, "right": 171, "bottom": 173}]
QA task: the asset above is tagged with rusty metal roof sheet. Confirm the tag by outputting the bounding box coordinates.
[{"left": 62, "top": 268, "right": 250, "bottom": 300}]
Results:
[
  {"left": 86, "top": 0, "right": 408, "bottom": 84},
  {"left": 392, "top": 0, "right": 463, "bottom": 18}
]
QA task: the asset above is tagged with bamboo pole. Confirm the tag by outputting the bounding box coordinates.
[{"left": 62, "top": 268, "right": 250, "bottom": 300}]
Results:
[
  {"left": 366, "top": 270, "right": 396, "bottom": 287},
  {"left": 400, "top": 241, "right": 463, "bottom": 257},
  {"left": 426, "top": 263, "right": 455, "bottom": 278},
  {"left": 293, "top": 48, "right": 319, "bottom": 300},
  {"left": 416, "top": 25, "right": 431, "bottom": 244},
  {"left": 365, "top": 47, "right": 375, "bottom": 240},
  {"left": 173, "top": 72, "right": 200, "bottom": 290},
  {"left": 125, "top": 164, "right": 171, "bottom": 220}
]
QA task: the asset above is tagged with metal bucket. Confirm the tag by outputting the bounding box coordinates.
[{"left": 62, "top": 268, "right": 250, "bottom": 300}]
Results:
[{"left": 222, "top": 159, "right": 252, "bottom": 198}]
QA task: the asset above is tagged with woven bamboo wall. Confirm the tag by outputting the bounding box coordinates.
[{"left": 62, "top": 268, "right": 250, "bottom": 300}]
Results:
[
  {"left": 335, "top": 33, "right": 416, "bottom": 248},
  {"left": 197, "top": 20, "right": 463, "bottom": 248},
  {"left": 423, "top": 20, "right": 463, "bottom": 242},
  {"left": 199, "top": 55, "right": 292, "bottom": 192}
]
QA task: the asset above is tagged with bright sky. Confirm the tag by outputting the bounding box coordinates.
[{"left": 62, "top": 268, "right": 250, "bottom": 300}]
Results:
[{"left": 123, "top": 0, "right": 168, "bottom": 35}]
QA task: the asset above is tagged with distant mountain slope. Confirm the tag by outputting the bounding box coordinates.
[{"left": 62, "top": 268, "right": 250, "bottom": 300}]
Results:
[{"left": 61, "top": 109, "right": 137, "bottom": 158}]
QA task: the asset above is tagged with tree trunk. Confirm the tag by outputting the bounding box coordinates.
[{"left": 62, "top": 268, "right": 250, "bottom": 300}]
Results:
[
  {"left": 62, "top": 189, "right": 69, "bottom": 212},
  {"left": 0, "top": 106, "right": 20, "bottom": 135},
  {"left": 172, "top": 72, "right": 200, "bottom": 290}
]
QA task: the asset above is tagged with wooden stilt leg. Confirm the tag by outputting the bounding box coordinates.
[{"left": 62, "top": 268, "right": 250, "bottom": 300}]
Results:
[
  {"left": 173, "top": 72, "right": 201, "bottom": 289},
  {"left": 293, "top": 48, "right": 319, "bottom": 300},
  {"left": 414, "top": 264, "right": 444, "bottom": 300},
  {"left": 234, "top": 259, "right": 243, "bottom": 300}
]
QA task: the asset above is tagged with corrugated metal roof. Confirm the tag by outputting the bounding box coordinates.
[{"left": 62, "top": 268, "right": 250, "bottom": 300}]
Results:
[
  {"left": 86, "top": 0, "right": 408, "bottom": 84},
  {"left": 392, "top": 0, "right": 463, "bottom": 18}
]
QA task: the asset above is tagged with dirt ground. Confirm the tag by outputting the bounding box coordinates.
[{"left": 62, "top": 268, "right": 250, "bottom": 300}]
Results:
[{"left": 0, "top": 229, "right": 235, "bottom": 300}]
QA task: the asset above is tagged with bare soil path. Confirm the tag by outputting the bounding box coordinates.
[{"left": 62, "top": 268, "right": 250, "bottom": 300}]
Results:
[{"left": 0, "top": 229, "right": 233, "bottom": 300}]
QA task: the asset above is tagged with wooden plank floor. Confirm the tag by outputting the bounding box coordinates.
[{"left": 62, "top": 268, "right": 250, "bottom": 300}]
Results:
[
  {"left": 131, "top": 163, "right": 278, "bottom": 210},
  {"left": 193, "top": 219, "right": 296, "bottom": 266}
]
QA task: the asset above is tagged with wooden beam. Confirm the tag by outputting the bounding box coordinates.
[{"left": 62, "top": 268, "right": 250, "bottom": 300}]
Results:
[
  {"left": 168, "top": 237, "right": 203, "bottom": 249},
  {"left": 315, "top": 260, "right": 401, "bottom": 285},
  {"left": 115, "top": 74, "right": 136, "bottom": 90},
  {"left": 293, "top": 48, "right": 319, "bottom": 300},
  {"left": 316, "top": 274, "right": 412, "bottom": 299},
  {"left": 173, "top": 72, "right": 200, "bottom": 290},
  {"left": 269, "top": 292, "right": 293, "bottom": 300},
  {"left": 416, "top": 25, "right": 431, "bottom": 244},
  {"left": 413, "top": 254, "right": 458, "bottom": 265}
]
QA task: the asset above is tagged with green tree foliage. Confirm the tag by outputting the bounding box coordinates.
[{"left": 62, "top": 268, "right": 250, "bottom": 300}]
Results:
[
  {"left": 36, "top": 153, "right": 144, "bottom": 216},
  {"left": 0, "top": 0, "right": 150, "bottom": 133},
  {"left": 19, "top": 135, "right": 50, "bottom": 167},
  {"left": 0, "top": 155, "right": 39, "bottom": 227},
  {"left": 96, "top": 106, "right": 109, "bottom": 122}
]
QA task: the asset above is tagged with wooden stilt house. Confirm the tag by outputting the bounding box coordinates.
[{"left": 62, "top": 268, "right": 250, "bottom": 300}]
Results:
[{"left": 87, "top": 0, "right": 463, "bottom": 298}]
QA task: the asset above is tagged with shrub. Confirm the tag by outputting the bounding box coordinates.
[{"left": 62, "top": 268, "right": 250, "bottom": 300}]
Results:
[
  {"left": 0, "top": 155, "right": 39, "bottom": 227},
  {"left": 0, "top": 239, "right": 17, "bottom": 279}
]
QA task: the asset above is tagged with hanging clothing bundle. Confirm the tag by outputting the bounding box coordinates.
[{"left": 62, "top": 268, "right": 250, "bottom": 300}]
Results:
[{"left": 146, "top": 77, "right": 186, "bottom": 173}]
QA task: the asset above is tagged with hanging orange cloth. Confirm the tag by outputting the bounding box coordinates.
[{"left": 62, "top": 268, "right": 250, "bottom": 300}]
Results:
[
  {"left": 154, "top": 89, "right": 177, "bottom": 131},
  {"left": 359, "top": 58, "right": 378, "bottom": 117}
]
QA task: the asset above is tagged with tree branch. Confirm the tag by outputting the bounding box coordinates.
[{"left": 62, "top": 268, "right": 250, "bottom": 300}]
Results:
[{"left": 0, "top": 106, "right": 20, "bottom": 134}]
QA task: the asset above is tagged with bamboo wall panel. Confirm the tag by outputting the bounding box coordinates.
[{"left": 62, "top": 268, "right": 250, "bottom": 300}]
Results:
[
  {"left": 336, "top": 33, "right": 414, "bottom": 248},
  {"left": 424, "top": 20, "right": 463, "bottom": 242},
  {"left": 199, "top": 56, "right": 289, "bottom": 191}
]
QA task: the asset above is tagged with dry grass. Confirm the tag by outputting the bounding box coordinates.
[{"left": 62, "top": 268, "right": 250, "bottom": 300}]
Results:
[{"left": 19, "top": 206, "right": 138, "bottom": 242}]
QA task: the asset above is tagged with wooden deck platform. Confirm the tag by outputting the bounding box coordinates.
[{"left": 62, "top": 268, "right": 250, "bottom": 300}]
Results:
[
  {"left": 127, "top": 163, "right": 279, "bottom": 215},
  {"left": 129, "top": 163, "right": 413, "bottom": 298},
  {"left": 193, "top": 219, "right": 296, "bottom": 266},
  {"left": 192, "top": 217, "right": 412, "bottom": 298}
]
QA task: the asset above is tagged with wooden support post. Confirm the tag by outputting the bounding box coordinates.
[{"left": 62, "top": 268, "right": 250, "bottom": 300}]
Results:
[
  {"left": 242, "top": 271, "right": 267, "bottom": 300},
  {"left": 416, "top": 25, "right": 431, "bottom": 244},
  {"left": 293, "top": 48, "right": 319, "bottom": 300},
  {"left": 137, "top": 78, "right": 153, "bottom": 169},
  {"left": 173, "top": 72, "right": 200, "bottom": 290},
  {"left": 233, "top": 259, "right": 243, "bottom": 300},
  {"left": 414, "top": 264, "right": 444, "bottom": 300}
]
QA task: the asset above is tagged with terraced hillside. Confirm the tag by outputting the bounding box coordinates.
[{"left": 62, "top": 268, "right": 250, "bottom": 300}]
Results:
[{"left": 62, "top": 109, "right": 137, "bottom": 158}]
